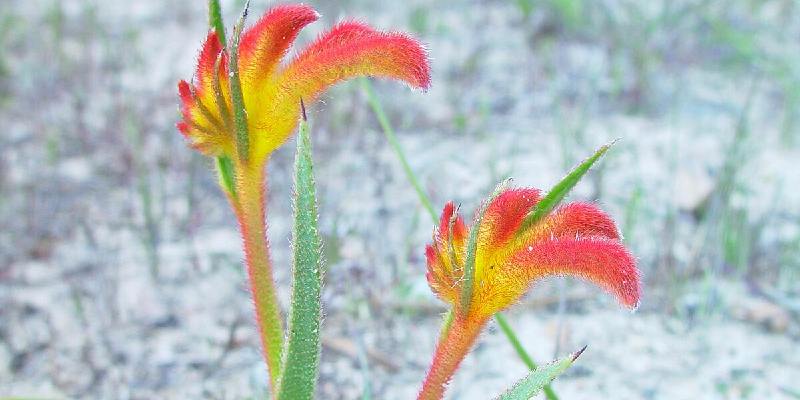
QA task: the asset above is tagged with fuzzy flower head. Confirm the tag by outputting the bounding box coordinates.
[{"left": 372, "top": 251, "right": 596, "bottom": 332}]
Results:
[
  {"left": 177, "top": 4, "right": 430, "bottom": 162},
  {"left": 425, "top": 186, "right": 640, "bottom": 320}
]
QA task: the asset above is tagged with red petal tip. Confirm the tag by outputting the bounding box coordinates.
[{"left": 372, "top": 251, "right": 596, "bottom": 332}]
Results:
[
  {"left": 177, "top": 80, "right": 193, "bottom": 103},
  {"left": 176, "top": 121, "right": 190, "bottom": 135}
]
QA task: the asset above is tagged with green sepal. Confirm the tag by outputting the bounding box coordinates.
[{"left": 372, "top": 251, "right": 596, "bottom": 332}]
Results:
[
  {"left": 208, "top": 0, "right": 227, "bottom": 47},
  {"left": 212, "top": 53, "right": 233, "bottom": 133},
  {"left": 437, "top": 309, "right": 455, "bottom": 342},
  {"left": 459, "top": 178, "right": 512, "bottom": 314},
  {"left": 517, "top": 141, "right": 614, "bottom": 236},
  {"left": 214, "top": 155, "right": 237, "bottom": 200},
  {"left": 495, "top": 346, "right": 586, "bottom": 400},
  {"left": 228, "top": 1, "right": 250, "bottom": 162},
  {"left": 277, "top": 101, "right": 324, "bottom": 400}
]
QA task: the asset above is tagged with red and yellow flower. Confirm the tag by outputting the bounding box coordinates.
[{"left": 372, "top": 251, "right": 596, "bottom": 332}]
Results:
[
  {"left": 177, "top": 4, "right": 430, "bottom": 163},
  {"left": 419, "top": 186, "right": 640, "bottom": 399},
  {"left": 176, "top": 4, "right": 430, "bottom": 390}
]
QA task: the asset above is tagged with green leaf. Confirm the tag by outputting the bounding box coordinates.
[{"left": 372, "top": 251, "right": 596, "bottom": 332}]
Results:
[
  {"left": 460, "top": 178, "right": 511, "bottom": 314},
  {"left": 277, "top": 101, "right": 324, "bottom": 400},
  {"left": 495, "top": 314, "right": 559, "bottom": 400},
  {"left": 517, "top": 141, "right": 614, "bottom": 236},
  {"left": 228, "top": 1, "right": 250, "bottom": 162},
  {"left": 495, "top": 346, "right": 586, "bottom": 400}
]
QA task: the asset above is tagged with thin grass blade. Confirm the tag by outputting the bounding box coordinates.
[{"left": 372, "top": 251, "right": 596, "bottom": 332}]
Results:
[
  {"left": 360, "top": 78, "right": 556, "bottom": 396},
  {"left": 360, "top": 77, "right": 436, "bottom": 221}
]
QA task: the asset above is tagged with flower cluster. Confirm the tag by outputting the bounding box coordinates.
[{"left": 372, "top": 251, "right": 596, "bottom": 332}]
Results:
[
  {"left": 177, "top": 4, "right": 430, "bottom": 164},
  {"left": 418, "top": 185, "right": 640, "bottom": 399},
  {"left": 426, "top": 188, "right": 640, "bottom": 320}
]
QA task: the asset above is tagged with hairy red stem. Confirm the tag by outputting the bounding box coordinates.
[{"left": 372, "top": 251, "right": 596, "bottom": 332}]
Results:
[
  {"left": 234, "top": 161, "right": 285, "bottom": 391},
  {"left": 417, "top": 313, "right": 487, "bottom": 400}
]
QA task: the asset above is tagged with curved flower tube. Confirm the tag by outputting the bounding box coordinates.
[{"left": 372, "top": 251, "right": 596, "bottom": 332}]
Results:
[
  {"left": 177, "top": 4, "right": 430, "bottom": 163},
  {"left": 175, "top": 3, "right": 430, "bottom": 390},
  {"left": 419, "top": 187, "right": 640, "bottom": 399}
]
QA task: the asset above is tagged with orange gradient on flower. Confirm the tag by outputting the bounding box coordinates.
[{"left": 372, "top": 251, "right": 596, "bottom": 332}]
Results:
[
  {"left": 419, "top": 187, "right": 640, "bottom": 400},
  {"left": 177, "top": 4, "right": 430, "bottom": 162},
  {"left": 426, "top": 188, "right": 640, "bottom": 320},
  {"left": 174, "top": 4, "right": 431, "bottom": 390}
]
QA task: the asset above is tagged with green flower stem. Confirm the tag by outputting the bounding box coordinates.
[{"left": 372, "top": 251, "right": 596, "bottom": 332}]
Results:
[
  {"left": 208, "top": 0, "right": 227, "bottom": 46},
  {"left": 209, "top": 0, "right": 283, "bottom": 389},
  {"left": 359, "top": 78, "right": 556, "bottom": 398}
]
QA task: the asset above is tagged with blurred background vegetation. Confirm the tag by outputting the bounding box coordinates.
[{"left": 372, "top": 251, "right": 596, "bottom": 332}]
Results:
[{"left": 1, "top": 0, "right": 798, "bottom": 399}]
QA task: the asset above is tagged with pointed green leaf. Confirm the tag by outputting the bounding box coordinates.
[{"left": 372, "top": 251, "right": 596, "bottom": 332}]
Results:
[
  {"left": 495, "top": 346, "right": 586, "bottom": 400},
  {"left": 228, "top": 1, "right": 250, "bottom": 162},
  {"left": 277, "top": 101, "right": 324, "bottom": 400},
  {"left": 517, "top": 142, "right": 614, "bottom": 236},
  {"left": 460, "top": 178, "right": 511, "bottom": 313},
  {"left": 495, "top": 313, "right": 559, "bottom": 400}
]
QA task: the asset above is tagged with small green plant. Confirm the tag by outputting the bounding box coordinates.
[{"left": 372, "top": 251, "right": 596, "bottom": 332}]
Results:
[
  {"left": 178, "top": 1, "right": 429, "bottom": 396},
  {"left": 416, "top": 144, "right": 640, "bottom": 399},
  {"left": 176, "top": 2, "right": 641, "bottom": 398}
]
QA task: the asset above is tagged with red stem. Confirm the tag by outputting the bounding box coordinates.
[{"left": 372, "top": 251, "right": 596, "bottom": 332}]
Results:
[
  {"left": 417, "top": 313, "right": 487, "bottom": 400},
  {"left": 233, "top": 161, "right": 285, "bottom": 391}
]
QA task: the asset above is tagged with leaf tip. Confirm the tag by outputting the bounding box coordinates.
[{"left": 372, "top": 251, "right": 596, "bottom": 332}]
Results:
[{"left": 572, "top": 345, "right": 588, "bottom": 362}]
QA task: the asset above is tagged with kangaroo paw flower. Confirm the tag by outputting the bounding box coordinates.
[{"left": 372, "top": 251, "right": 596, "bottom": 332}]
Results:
[
  {"left": 419, "top": 184, "right": 640, "bottom": 400},
  {"left": 176, "top": 3, "right": 431, "bottom": 392},
  {"left": 427, "top": 186, "right": 639, "bottom": 319},
  {"left": 177, "top": 4, "right": 430, "bottom": 164}
]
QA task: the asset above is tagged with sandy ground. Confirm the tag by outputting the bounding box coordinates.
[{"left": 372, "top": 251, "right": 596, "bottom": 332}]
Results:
[{"left": 2, "top": 0, "right": 799, "bottom": 399}]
